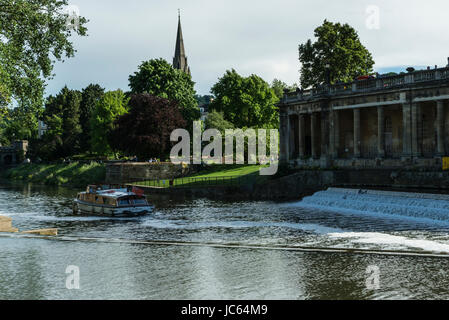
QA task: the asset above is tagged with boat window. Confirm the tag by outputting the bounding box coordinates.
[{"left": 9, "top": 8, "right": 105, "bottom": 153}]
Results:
[
  {"left": 133, "top": 199, "right": 147, "bottom": 205},
  {"left": 119, "top": 199, "right": 130, "bottom": 205}
]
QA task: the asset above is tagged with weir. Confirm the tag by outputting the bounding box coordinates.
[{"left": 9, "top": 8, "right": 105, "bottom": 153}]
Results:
[{"left": 297, "top": 188, "right": 449, "bottom": 222}]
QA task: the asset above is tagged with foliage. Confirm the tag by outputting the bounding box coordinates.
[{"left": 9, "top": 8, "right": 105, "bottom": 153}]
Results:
[
  {"left": 0, "top": 0, "right": 87, "bottom": 111},
  {"left": 210, "top": 69, "right": 279, "bottom": 129},
  {"left": 195, "top": 94, "right": 214, "bottom": 106},
  {"left": 79, "top": 84, "right": 105, "bottom": 151},
  {"left": 4, "top": 162, "right": 106, "bottom": 187},
  {"left": 90, "top": 90, "right": 129, "bottom": 156},
  {"left": 0, "top": 105, "right": 9, "bottom": 145},
  {"left": 204, "top": 110, "right": 234, "bottom": 134},
  {"left": 108, "top": 93, "right": 186, "bottom": 160},
  {"left": 271, "top": 79, "right": 298, "bottom": 100},
  {"left": 37, "top": 86, "right": 82, "bottom": 159},
  {"left": 298, "top": 20, "right": 375, "bottom": 88},
  {"left": 128, "top": 58, "right": 199, "bottom": 127}
]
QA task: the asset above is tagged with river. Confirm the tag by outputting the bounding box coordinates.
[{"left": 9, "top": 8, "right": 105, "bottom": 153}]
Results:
[{"left": 1, "top": 182, "right": 449, "bottom": 300}]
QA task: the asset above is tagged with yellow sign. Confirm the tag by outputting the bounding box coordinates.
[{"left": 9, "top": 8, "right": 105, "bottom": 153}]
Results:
[{"left": 443, "top": 157, "right": 449, "bottom": 171}]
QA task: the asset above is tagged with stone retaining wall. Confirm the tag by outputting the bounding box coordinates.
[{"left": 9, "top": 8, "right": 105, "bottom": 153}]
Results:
[{"left": 106, "top": 162, "right": 196, "bottom": 184}]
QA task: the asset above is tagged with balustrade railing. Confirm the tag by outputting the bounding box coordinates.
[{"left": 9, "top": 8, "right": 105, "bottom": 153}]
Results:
[{"left": 283, "top": 67, "right": 449, "bottom": 102}]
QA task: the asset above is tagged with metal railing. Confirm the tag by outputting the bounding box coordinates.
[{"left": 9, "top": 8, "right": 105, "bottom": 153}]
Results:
[{"left": 129, "top": 175, "right": 265, "bottom": 189}]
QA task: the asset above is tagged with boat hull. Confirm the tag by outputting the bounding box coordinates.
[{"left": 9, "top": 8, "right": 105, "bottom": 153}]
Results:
[{"left": 73, "top": 200, "right": 153, "bottom": 217}]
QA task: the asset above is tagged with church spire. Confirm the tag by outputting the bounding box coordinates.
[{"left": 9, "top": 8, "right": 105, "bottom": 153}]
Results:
[{"left": 173, "top": 10, "right": 190, "bottom": 75}]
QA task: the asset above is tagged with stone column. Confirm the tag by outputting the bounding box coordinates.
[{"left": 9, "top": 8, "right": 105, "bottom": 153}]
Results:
[
  {"left": 353, "top": 108, "right": 361, "bottom": 158},
  {"left": 411, "top": 103, "right": 421, "bottom": 157},
  {"left": 298, "top": 115, "right": 306, "bottom": 158},
  {"left": 311, "top": 113, "right": 318, "bottom": 159},
  {"left": 377, "top": 106, "right": 385, "bottom": 158},
  {"left": 279, "top": 113, "right": 290, "bottom": 164},
  {"left": 321, "top": 112, "right": 329, "bottom": 158},
  {"left": 402, "top": 104, "right": 412, "bottom": 158},
  {"left": 329, "top": 110, "right": 340, "bottom": 159},
  {"left": 437, "top": 100, "right": 446, "bottom": 156}
]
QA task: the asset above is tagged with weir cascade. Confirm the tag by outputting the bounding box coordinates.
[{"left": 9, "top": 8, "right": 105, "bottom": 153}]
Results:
[{"left": 297, "top": 188, "right": 449, "bottom": 223}]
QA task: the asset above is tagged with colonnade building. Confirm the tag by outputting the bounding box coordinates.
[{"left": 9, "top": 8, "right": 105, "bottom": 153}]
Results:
[{"left": 278, "top": 63, "right": 449, "bottom": 169}]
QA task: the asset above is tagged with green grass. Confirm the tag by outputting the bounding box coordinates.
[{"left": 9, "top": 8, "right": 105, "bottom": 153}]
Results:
[
  {"left": 132, "top": 164, "right": 269, "bottom": 188},
  {"left": 3, "top": 162, "right": 106, "bottom": 187}
]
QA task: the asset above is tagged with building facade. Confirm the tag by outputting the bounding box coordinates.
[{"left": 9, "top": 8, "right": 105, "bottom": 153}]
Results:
[
  {"left": 0, "top": 141, "right": 28, "bottom": 166},
  {"left": 278, "top": 64, "right": 449, "bottom": 169}
]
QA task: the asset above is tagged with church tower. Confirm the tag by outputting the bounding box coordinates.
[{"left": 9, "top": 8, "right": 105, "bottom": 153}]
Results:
[{"left": 173, "top": 11, "right": 191, "bottom": 75}]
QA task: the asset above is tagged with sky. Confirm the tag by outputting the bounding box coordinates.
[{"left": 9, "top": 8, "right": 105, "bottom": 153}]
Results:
[{"left": 46, "top": 0, "right": 449, "bottom": 97}]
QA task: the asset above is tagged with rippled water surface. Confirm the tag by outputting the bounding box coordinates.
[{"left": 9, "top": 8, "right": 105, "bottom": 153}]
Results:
[{"left": 2, "top": 182, "right": 449, "bottom": 299}]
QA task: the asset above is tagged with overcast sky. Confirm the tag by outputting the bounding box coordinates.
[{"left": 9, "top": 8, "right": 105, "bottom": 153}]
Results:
[{"left": 46, "top": 0, "right": 449, "bottom": 96}]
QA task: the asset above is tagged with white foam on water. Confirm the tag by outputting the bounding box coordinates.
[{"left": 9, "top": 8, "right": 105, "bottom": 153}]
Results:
[
  {"left": 328, "top": 232, "right": 449, "bottom": 253},
  {"left": 289, "top": 188, "right": 449, "bottom": 226},
  {"left": 141, "top": 219, "right": 344, "bottom": 234}
]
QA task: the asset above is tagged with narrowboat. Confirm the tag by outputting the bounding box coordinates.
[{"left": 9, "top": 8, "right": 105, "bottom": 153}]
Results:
[{"left": 73, "top": 185, "right": 153, "bottom": 217}]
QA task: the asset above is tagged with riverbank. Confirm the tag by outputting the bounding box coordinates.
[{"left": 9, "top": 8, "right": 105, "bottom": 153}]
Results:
[{"left": 1, "top": 162, "right": 106, "bottom": 187}]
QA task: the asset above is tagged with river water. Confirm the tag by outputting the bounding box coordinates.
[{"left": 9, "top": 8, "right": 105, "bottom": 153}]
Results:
[{"left": 2, "top": 182, "right": 449, "bottom": 300}]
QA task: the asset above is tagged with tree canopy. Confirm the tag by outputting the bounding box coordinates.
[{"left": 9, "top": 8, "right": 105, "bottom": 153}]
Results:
[
  {"left": 34, "top": 86, "right": 82, "bottom": 159},
  {"left": 210, "top": 69, "right": 279, "bottom": 129},
  {"left": 271, "top": 79, "right": 298, "bottom": 100},
  {"left": 298, "top": 20, "right": 374, "bottom": 88},
  {"left": 90, "top": 90, "right": 129, "bottom": 156},
  {"left": 204, "top": 110, "right": 235, "bottom": 134},
  {"left": 109, "top": 93, "right": 186, "bottom": 160},
  {"left": 79, "top": 84, "right": 105, "bottom": 152},
  {"left": 0, "top": 0, "right": 88, "bottom": 110},
  {"left": 128, "top": 58, "right": 200, "bottom": 127}
]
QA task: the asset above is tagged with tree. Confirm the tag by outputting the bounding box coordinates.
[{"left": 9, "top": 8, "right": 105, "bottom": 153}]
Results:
[
  {"left": 39, "top": 86, "right": 82, "bottom": 159},
  {"left": 90, "top": 90, "right": 129, "bottom": 156},
  {"left": 271, "top": 79, "right": 298, "bottom": 100},
  {"left": 204, "top": 110, "right": 234, "bottom": 134},
  {"left": 0, "top": 106, "right": 10, "bottom": 145},
  {"left": 0, "top": 0, "right": 87, "bottom": 111},
  {"left": 79, "top": 84, "right": 105, "bottom": 152},
  {"left": 109, "top": 94, "right": 186, "bottom": 160},
  {"left": 128, "top": 58, "right": 199, "bottom": 127},
  {"left": 210, "top": 69, "right": 279, "bottom": 129},
  {"left": 195, "top": 94, "right": 214, "bottom": 106},
  {"left": 298, "top": 20, "right": 375, "bottom": 89}
]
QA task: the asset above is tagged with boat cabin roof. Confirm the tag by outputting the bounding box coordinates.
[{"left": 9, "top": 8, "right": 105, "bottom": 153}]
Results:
[{"left": 81, "top": 186, "right": 145, "bottom": 200}]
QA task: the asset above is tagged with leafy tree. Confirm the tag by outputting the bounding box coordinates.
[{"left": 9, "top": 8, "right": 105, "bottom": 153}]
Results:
[
  {"left": 90, "top": 90, "right": 129, "bottom": 156},
  {"left": 204, "top": 110, "right": 234, "bottom": 134},
  {"left": 298, "top": 20, "right": 375, "bottom": 88},
  {"left": 195, "top": 94, "right": 214, "bottom": 106},
  {"left": 128, "top": 58, "right": 199, "bottom": 127},
  {"left": 109, "top": 94, "right": 186, "bottom": 160},
  {"left": 39, "top": 86, "right": 82, "bottom": 159},
  {"left": 210, "top": 69, "right": 279, "bottom": 129},
  {"left": 271, "top": 79, "right": 298, "bottom": 100},
  {"left": 79, "top": 84, "right": 105, "bottom": 151},
  {"left": 0, "top": 106, "right": 10, "bottom": 145},
  {"left": 0, "top": 0, "right": 87, "bottom": 114}
]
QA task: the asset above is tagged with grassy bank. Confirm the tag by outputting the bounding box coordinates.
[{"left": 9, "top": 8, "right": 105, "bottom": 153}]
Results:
[
  {"left": 2, "top": 162, "right": 106, "bottom": 187},
  {"left": 133, "top": 164, "right": 270, "bottom": 188}
]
